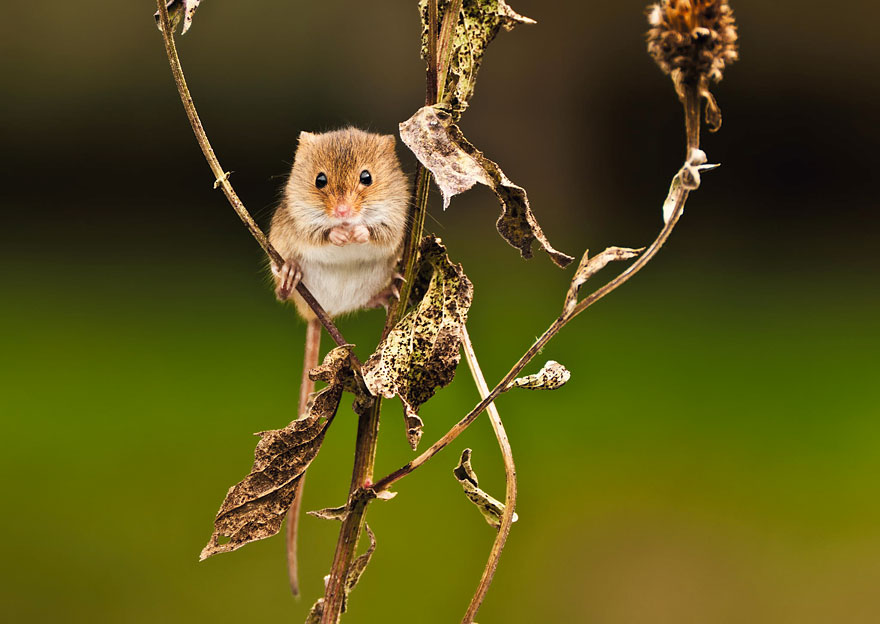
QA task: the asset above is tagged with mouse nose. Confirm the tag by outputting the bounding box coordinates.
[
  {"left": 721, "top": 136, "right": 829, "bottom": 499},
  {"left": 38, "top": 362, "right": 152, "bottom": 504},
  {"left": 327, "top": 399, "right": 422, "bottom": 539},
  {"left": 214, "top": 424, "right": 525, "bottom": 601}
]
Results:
[{"left": 334, "top": 203, "right": 352, "bottom": 218}]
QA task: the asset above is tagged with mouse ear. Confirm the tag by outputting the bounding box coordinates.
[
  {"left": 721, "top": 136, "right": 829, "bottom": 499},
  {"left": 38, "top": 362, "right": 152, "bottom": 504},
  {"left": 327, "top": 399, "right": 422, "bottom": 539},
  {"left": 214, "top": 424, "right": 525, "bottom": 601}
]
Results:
[
  {"left": 298, "top": 131, "right": 316, "bottom": 143},
  {"left": 381, "top": 134, "right": 397, "bottom": 151}
]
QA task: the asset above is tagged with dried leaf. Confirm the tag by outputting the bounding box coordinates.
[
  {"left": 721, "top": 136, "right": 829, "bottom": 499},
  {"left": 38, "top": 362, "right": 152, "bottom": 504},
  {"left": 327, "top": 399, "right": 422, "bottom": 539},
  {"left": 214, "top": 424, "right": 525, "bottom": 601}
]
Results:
[
  {"left": 303, "top": 526, "right": 376, "bottom": 622},
  {"left": 420, "top": 0, "right": 535, "bottom": 114},
  {"left": 305, "top": 599, "right": 324, "bottom": 624},
  {"left": 662, "top": 148, "right": 720, "bottom": 223},
  {"left": 454, "top": 449, "right": 518, "bottom": 529},
  {"left": 563, "top": 247, "right": 644, "bottom": 314},
  {"left": 154, "top": 0, "right": 202, "bottom": 36},
  {"left": 509, "top": 360, "right": 571, "bottom": 390},
  {"left": 342, "top": 524, "right": 377, "bottom": 613},
  {"left": 307, "top": 490, "right": 396, "bottom": 522},
  {"left": 307, "top": 506, "right": 348, "bottom": 522},
  {"left": 400, "top": 106, "right": 574, "bottom": 268},
  {"left": 363, "top": 237, "right": 473, "bottom": 449},
  {"left": 200, "top": 346, "right": 367, "bottom": 560}
]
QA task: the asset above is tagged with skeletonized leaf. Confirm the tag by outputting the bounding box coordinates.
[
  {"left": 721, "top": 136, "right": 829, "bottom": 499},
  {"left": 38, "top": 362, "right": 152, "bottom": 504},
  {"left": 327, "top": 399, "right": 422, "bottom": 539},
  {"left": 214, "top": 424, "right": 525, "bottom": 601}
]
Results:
[
  {"left": 563, "top": 247, "right": 644, "bottom": 314},
  {"left": 509, "top": 360, "right": 571, "bottom": 390},
  {"left": 200, "top": 346, "right": 368, "bottom": 560},
  {"left": 454, "top": 448, "right": 518, "bottom": 529},
  {"left": 400, "top": 106, "right": 574, "bottom": 268},
  {"left": 154, "top": 0, "right": 202, "bottom": 35},
  {"left": 420, "top": 0, "right": 535, "bottom": 114},
  {"left": 363, "top": 237, "right": 473, "bottom": 449}
]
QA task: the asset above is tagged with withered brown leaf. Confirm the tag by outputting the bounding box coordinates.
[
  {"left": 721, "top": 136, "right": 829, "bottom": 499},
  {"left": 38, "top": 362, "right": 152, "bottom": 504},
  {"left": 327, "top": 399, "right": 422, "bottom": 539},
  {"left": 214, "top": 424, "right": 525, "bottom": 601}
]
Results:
[
  {"left": 563, "top": 247, "right": 644, "bottom": 315},
  {"left": 400, "top": 106, "right": 574, "bottom": 268},
  {"left": 304, "top": 525, "right": 377, "bottom": 622},
  {"left": 453, "top": 448, "right": 518, "bottom": 529},
  {"left": 509, "top": 360, "right": 571, "bottom": 391},
  {"left": 200, "top": 346, "right": 368, "bottom": 560},
  {"left": 307, "top": 488, "right": 396, "bottom": 523},
  {"left": 154, "top": 0, "right": 202, "bottom": 35},
  {"left": 342, "top": 524, "right": 377, "bottom": 612},
  {"left": 419, "top": 0, "right": 535, "bottom": 114},
  {"left": 363, "top": 237, "right": 473, "bottom": 449}
]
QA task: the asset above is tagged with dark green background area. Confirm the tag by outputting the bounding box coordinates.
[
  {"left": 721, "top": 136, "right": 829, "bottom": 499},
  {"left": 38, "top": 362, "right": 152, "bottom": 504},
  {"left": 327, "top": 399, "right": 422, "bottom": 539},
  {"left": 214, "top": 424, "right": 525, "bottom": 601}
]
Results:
[{"left": 2, "top": 1, "right": 879, "bottom": 622}]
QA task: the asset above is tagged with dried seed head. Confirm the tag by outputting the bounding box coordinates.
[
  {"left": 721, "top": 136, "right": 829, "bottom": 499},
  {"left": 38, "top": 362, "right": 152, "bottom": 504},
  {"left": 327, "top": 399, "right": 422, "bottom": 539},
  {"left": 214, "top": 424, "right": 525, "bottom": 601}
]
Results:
[{"left": 646, "top": 0, "right": 739, "bottom": 84}]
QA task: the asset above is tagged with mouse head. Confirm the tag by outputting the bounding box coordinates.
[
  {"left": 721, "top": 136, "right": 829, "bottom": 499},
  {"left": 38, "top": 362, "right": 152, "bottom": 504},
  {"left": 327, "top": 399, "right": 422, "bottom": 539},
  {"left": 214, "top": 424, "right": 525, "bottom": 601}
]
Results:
[{"left": 288, "top": 128, "right": 405, "bottom": 224}]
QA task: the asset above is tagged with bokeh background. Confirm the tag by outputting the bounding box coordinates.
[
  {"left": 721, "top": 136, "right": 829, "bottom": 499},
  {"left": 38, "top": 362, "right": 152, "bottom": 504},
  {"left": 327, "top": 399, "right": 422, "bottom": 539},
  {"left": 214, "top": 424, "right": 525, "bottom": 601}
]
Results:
[{"left": 2, "top": 1, "right": 879, "bottom": 622}]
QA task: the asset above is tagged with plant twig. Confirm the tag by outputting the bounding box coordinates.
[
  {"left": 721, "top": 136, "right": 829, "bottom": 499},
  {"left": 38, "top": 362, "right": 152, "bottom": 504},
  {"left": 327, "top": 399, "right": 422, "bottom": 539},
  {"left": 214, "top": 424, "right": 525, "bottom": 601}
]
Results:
[
  {"left": 154, "top": 1, "right": 353, "bottom": 356},
  {"left": 426, "top": 0, "right": 439, "bottom": 105},
  {"left": 317, "top": 3, "right": 466, "bottom": 617},
  {"left": 459, "top": 325, "right": 517, "bottom": 624}
]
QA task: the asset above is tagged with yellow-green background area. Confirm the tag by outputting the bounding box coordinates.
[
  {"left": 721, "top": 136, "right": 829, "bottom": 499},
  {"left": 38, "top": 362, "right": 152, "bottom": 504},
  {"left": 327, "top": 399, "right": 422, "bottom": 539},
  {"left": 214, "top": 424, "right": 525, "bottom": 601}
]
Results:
[{"left": 2, "top": 1, "right": 879, "bottom": 622}]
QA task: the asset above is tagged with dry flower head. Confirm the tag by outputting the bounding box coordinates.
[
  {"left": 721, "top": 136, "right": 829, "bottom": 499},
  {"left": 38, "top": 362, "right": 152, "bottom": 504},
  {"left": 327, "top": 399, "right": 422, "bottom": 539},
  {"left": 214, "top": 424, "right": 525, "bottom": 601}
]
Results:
[
  {"left": 647, "top": 0, "right": 738, "bottom": 83},
  {"left": 646, "top": 0, "right": 738, "bottom": 131}
]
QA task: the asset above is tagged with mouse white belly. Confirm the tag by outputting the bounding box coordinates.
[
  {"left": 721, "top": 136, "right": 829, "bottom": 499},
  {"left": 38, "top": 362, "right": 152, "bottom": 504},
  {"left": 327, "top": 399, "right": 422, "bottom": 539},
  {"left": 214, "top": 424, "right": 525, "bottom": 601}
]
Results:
[{"left": 294, "top": 241, "right": 395, "bottom": 318}]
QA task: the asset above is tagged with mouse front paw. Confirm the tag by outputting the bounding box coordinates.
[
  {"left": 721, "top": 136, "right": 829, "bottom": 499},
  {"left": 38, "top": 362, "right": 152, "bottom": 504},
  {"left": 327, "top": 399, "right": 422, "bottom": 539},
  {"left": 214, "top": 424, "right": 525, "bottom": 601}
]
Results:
[
  {"left": 271, "top": 258, "right": 303, "bottom": 301},
  {"left": 350, "top": 224, "right": 370, "bottom": 244},
  {"left": 328, "top": 227, "right": 351, "bottom": 246}
]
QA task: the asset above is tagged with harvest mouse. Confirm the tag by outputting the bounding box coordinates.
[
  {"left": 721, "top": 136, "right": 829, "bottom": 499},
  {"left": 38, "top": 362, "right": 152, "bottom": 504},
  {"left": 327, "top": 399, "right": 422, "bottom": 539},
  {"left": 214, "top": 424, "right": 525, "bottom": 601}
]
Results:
[{"left": 269, "top": 127, "right": 410, "bottom": 322}]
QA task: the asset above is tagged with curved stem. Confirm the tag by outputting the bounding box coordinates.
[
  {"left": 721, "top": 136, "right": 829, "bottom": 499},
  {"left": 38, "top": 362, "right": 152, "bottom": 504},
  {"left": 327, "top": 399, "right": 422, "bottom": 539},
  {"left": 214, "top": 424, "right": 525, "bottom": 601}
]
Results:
[
  {"left": 374, "top": 180, "right": 691, "bottom": 492},
  {"left": 154, "top": 1, "right": 352, "bottom": 355},
  {"left": 459, "top": 326, "right": 517, "bottom": 624}
]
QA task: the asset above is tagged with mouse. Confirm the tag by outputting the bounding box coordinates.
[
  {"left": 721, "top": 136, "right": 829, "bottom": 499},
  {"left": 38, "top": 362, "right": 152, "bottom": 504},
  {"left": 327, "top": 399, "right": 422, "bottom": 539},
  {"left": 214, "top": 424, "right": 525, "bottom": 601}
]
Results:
[{"left": 269, "top": 127, "right": 410, "bottom": 321}]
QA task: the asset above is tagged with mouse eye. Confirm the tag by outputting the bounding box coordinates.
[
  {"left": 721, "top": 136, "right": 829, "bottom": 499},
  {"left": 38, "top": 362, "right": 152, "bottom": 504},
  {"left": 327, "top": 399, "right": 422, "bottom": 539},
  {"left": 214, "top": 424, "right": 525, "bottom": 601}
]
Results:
[
  {"left": 359, "top": 170, "right": 373, "bottom": 186},
  {"left": 315, "top": 172, "right": 328, "bottom": 189}
]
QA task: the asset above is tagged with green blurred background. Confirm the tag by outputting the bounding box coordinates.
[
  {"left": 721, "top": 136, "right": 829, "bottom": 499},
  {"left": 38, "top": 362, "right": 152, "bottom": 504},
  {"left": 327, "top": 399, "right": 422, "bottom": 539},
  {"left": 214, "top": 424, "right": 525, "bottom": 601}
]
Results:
[{"left": 2, "top": 1, "right": 879, "bottom": 622}]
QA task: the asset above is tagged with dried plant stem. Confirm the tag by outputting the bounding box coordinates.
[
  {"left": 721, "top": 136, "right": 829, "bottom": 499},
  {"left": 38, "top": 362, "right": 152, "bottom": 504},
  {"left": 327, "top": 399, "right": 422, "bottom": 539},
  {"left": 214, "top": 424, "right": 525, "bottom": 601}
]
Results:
[
  {"left": 319, "top": 8, "right": 453, "bottom": 619},
  {"left": 319, "top": 447, "right": 373, "bottom": 624},
  {"left": 683, "top": 84, "right": 702, "bottom": 154},
  {"left": 459, "top": 325, "right": 517, "bottom": 624},
  {"left": 426, "top": 0, "right": 439, "bottom": 105},
  {"left": 373, "top": 95, "right": 701, "bottom": 493},
  {"left": 395, "top": 166, "right": 432, "bottom": 321},
  {"left": 285, "top": 477, "right": 305, "bottom": 597},
  {"left": 286, "top": 318, "right": 323, "bottom": 597},
  {"left": 154, "top": 1, "right": 352, "bottom": 355}
]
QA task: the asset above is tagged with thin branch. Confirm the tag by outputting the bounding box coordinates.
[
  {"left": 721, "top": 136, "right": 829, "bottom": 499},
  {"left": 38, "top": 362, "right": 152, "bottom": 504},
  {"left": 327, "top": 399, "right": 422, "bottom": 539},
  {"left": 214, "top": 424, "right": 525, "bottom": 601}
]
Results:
[
  {"left": 426, "top": 0, "right": 439, "bottom": 105},
  {"left": 154, "top": 1, "right": 353, "bottom": 356},
  {"left": 459, "top": 326, "right": 517, "bottom": 624}
]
